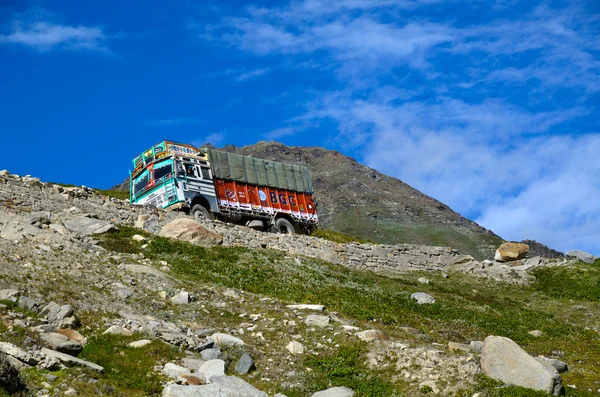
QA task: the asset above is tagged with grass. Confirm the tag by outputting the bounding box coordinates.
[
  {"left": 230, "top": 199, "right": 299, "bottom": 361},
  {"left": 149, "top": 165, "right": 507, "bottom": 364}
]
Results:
[
  {"left": 95, "top": 226, "right": 600, "bottom": 395},
  {"left": 310, "top": 228, "right": 374, "bottom": 244},
  {"left": 78, "top": 333, "right": 182, "bottom": 396},
  {"left": 96, "top": 189, "right": 129, "bottom": 201}
]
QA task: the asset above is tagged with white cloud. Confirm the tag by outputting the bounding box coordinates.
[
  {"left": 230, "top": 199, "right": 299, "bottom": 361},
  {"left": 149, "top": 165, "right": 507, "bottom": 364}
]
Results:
[
  {"left": 0, "top": 8, "right": 111, "bottom": 53},
  {"left": 236, "top": 67, "right": 271, "bottom": 81},
  {"left": 192, "top": 132, "right": 226, "bottom": 147}
]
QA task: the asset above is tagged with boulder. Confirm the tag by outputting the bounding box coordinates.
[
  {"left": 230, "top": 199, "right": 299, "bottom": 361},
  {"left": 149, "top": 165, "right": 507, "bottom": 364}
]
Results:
[
  {"left": 305, "top": 314, "right": 331, "bottom": 327},
  {"left": 64, "top": 216, "right": 118, "bottom": 235},
  {"left": 40, "top": 333, "right": 83, "bottom": 356},
  {"left": 171, "top": 291, "right": 191, "bottom": 305},
  {"left": 17, "top": 296, "right": 40, "bottom": 312},
  {"left": 40, "top": 348, "right": 103, "bottom": 372},
  {"left": 0, "top": 342, "right": 38, "bottom": 365},
  {"left": 495, "top": 243, "right": 529, "bottom": 262},
  {"left": 162, "top": 362, "right": 191, "bottom": 379},
  {"left": 411, "top": 292, "right": 435, "bottom": 305},
  {"left": 286, "top": 304, "right": 326, "bottom": 311},
  {"left": 158, "top": 218, "right": 223, "bottom": 247},
  {"left": 128, "top": 339, "right": 152, "bottom": 348},
  {"left": 481, "top": 336, "right": 562, "bottom": 395},
  {"left": 311, "top": 386, "right": 355, "bottom": 397},
  {"left": 211, "top": 333, "right": 245, "bottom": 347},
  {"left": 355, "top": 330, "right": 389, "bottom": 342},
  {"left": 201, "top": 348, "right": 222, "bottom": 361},
  {"left": 565, "top": 250, "right": 596, "bottom": 264},
  {"left": 198, "top": 359, "right": 226, "bottom": 380},
  {"left": 235, "top": 353, "right": 256, "bottom": 375},
  {"left": 163, "top": 376, "right": 268, "bottom": 397},
  {"left": 535, "top": 356, "right": 569, "bottom": 373}
]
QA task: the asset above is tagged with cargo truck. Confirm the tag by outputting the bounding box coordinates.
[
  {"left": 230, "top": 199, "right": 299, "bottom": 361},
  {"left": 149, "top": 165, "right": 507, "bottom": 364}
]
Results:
[{"left": 129, "top": 141, "right": 318, "bottom": 234}]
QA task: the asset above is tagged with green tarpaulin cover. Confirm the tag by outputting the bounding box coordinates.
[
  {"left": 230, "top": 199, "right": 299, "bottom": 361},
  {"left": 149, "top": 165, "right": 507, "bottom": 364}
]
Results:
[{"left": 207, "top": 149, "right": 314, "bottom": 193}]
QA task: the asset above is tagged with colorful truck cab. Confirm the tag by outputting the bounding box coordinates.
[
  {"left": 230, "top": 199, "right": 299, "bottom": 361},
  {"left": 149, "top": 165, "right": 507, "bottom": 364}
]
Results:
[{"left": 129, "top": 141, "right": 318, "bottom": 234}]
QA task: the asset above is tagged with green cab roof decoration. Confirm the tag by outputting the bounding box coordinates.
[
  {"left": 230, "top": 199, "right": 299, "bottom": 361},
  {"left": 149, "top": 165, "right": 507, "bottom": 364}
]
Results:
[{"left": 206, "top": 148, "right": 314, "bottom": 193}]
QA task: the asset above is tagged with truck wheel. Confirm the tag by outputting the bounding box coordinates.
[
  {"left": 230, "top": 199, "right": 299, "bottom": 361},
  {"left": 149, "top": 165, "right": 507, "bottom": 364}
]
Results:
[
  {"left": 274, "top": 218, "right": 296, "bottom": 234},
  {"left": 191, "top": 204, "right": 211, "bottom": 221}
]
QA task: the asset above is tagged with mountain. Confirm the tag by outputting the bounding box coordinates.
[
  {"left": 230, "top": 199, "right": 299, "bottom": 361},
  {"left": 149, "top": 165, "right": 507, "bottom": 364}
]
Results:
[{"left": 113, "top": 141, "right": 555, "bottom": 260}]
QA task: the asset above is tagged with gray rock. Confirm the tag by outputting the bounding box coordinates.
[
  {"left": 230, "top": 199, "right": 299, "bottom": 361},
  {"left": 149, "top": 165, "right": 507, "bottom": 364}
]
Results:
[
  {"left": 565, "top": 250, "right": 596, "bottom": 264},
  {"left": 181, "top": 357, "right": 205, "bottom": 371},
  {"left": 198, "top": 359, "right": 226, "bottom": 380},
  {"left": 162, "top": 383, "right": 222, "bottom": 397},
  {"left": 162, "top": 362, "right": 191, "bottom": 379},
  {"left": 40, "top": 348, "right": 103, "bottom": 372},
  {"left": 481, "top": 336, "right": 562, "bottom": 395},
  {"left": 311, "top": 386, "right": 355, "bottom": 397},
  {"left": 0, "top": 289, "right": 19, "bottom": 302},
  {"left": 0, "top": 342, "right": 38, "bottom": 365},
  {"left": 64, "top": 216, "right": 118, "bottom": 235},
  {"left": 211, "top": 375, "right": 268, "bottom": 396},
  {"left": 201, "top": 348, "right": 222, "bottom": 361},
  {"left": 39, "top": 333, "right": 83, "bottom": 356},
  {"left": 286, "top": 304, "right": 325, "bottom": 311},
  {"left": 536, "top": 356, "right": 569, "bottom": 373},
  {"left": 128, "top": 340, "right": 152, "bottom": 348},
  {"left": 235, "top": 353, "right": 256, "bottom": 374},
  {"left": 211, "top": 333, "right": 245, "bottom": 347},
  {"left": 417, "top": 277, "right": 430, "bottom": 285},
  {"left": 47, "top": 304, "right": 74, "bottom": 323},
  {"left": 195, "top": 339, "right": 216, "bottom": 352},
  {"left": 470, "top": 341, "right": 483, "bottom": 353},
  {"left": 411, "top": 292, "right": 435, "bottom": 305},
  {"left": 285, "top": 341, "right": 304, "bottom": 355},
  {"left": 17, "top": 296, "right": 40, "bottom": 312},
  {"left": 171, "top": 291, "right": 191, "bottom": 305},
  {"left": 305, "top": 314, "right": 331, "bottom": 327}
]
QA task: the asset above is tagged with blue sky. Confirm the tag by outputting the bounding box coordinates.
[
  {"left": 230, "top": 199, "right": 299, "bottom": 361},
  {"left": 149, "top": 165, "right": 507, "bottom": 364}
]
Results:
[{"left": 1, "top": 0, "right": 599, "bottom": 255}]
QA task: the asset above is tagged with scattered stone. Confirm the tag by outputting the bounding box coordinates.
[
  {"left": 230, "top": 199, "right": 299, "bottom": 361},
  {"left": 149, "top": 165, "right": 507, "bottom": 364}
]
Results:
[
  {"left": 0, "top": 342, "right": 38, "bottom": 365},
  {"left": 211, "top": 376, "right": 268, "bottom": 396},
  {"left": 210, "top": 333, "right": 245, "bottom": 347},
  {"left": 163, "top": 362, "right": 191, "bottom": 379},
  {"left": 199, "top": 359, "right": 226, "bottom": 380},
  {"left": 132, "top": 234, "right": 146, "bottom": 242},
  {"left": 40, "top": 348, "right": 103, "bottom": 372},
  {"left": 39, "top": 333, "right": 83, "bottom": 356},
  {"left": 64, "top": 216, "right": 118, "bottom": 235},
  {"left": 201, "top": 348, "right": 222, "bottom": 361},
  {"left": 64, "top": 388, "right": 77, "bottom": 396},
  {"left": 417, "top": 277, "right": 430, "bottom": 285},
  {"left": 565, "top": 250, "right": 596, "bottom": 264},
  {"left": 162, "top": 383, "right": 221, "bottom": 396},
  {"left": 305, "top": 314, "right": 331, "bottom": 327},
  {"left": 17, "top": 295, "right": 40, "bottom": 312},
  {"left": 181, "top": 357, "right": 205, "bottom": 371},
  {"left": 286, "top": 304, "right": 326, "bottom": 311},
  {"left": 536, "top": 356, "right": 569, "bottom": 373},
  {"left": 529, "top": 330, "right": 543, "bottom": 337},
  {"left": 195, "top": 339, "right": 216, "bottom": 352},
  {"left": 469, "top": 341, "right": 483, "bottom": 353},
  {"left": 171, "top": 291, "right": 191, "bottom": 305},
  {"left": 128, "top": 339, "right": 152, "bottom": 348},
  {"left": 495, "top": 242, "right": 529, "bottom": 262},
  {"left": 311, "top": 386, "right": 355, "bottom": 397},
  {"left": 235, "top": 353, "right": 256, "bottom": 375},
  {"left": 223, "top": 289, "right": 240, "bottom": 299},
  {"left": 411, "top": 292, "right": 435, "bottom": 305},
  {"left": 46, "top": 304, "right": 78, "bottom": 329},
  {"left": 481, "top": 336, "right": 562, "bottom": 395},
  {"left": 158, "top": 218, "right": 223, "bottom": 247},
  {"left": 103, "top": 325, "right": 132, "bottom": 336},
  {"left": 342, "top": 325, "right": 360, "bottom": 332},
  {"left": 355, "top": 329, "right": 389, "bottom": 342},
  {"left": 448, "top": 342, "right": 471, "bottom": 353},
  {"left": 286, "top": 341, "right": 304, "bottom": 355},
  {"left": 46, "top": 374, "right": 58, "bottom": 382},
  {"left": 0, "top": 289, "right": 19, "bottom": 302}
]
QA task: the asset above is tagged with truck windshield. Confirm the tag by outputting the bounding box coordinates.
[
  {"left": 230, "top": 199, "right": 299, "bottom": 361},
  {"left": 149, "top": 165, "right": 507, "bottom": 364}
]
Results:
[
  {"left": 134, "top": 171, "right": 149, "bottom": 195},
  {"left": 153, "top": 161, "right": 173, "bottom": 181}
]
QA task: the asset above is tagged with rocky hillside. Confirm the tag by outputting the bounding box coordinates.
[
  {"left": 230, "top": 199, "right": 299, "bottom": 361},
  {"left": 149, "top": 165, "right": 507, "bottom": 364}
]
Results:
[
  {"left": 1, "top": 170, "right": 599, "bottom": 397},
  {"left": 112, "top": 141, "right": 559, "bottom": 260}
]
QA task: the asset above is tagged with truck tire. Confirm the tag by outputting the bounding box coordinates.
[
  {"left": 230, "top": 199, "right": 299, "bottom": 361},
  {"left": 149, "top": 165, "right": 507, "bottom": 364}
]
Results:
[
  {"left": 191, "top": 204, "right": 211, "bottom": 221},
  {"left": 274, "top": 218, "right": 296, "bottom": 234}
]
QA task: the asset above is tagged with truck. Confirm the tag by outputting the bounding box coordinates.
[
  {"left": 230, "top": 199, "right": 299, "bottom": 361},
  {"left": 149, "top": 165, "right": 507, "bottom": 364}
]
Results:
[{"left": 129, "top": 140, "right": 319, "bottom": 234}]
